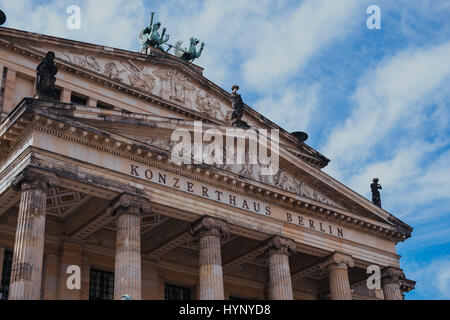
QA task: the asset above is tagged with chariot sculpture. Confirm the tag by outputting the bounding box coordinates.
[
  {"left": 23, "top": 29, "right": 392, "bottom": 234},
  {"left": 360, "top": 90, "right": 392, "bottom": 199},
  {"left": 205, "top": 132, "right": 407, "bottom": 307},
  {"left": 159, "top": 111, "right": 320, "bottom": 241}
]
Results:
[{"left": 139, "top": 12, "right": 205, "bottom": 63}]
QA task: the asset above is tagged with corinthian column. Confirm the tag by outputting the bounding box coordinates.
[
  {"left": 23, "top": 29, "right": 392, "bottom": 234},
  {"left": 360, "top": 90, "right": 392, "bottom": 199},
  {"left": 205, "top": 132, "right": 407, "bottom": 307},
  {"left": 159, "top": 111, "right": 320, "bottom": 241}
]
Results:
[
  {"left": 190, "top": 216, "right": 229, "bottom": 300},
  {"left": 381, "top": 267, "right": 405, "bottom": 300},
  {"left": 9, "top": 169, "right": 59, "bottom": 300},
  {"left": 264, "top": 236, "right": 296, "bottom": 300},
  {"left": 107, "top": 194, "right": 151, "bottom": 300},
  {"left": 320, "top": 252, "right": 354, "bottom": 300}
]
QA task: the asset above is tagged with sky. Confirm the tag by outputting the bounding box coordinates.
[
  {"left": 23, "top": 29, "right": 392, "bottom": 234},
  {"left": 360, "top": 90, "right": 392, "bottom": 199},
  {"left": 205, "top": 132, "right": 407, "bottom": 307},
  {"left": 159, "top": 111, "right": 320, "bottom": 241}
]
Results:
[{"left": 0, "top": 0, "right": 449, "bottom": 300}]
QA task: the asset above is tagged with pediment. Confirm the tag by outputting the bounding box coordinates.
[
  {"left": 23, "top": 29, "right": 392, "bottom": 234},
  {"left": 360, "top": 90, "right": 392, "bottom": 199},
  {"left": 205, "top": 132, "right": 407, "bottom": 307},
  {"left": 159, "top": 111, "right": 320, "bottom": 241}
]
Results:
[
  {"left": 74, "top": 114, "right": 344, "bottom": 210},
  {"left": 15, "top": 41, "right": 234, "bottom": 123}
]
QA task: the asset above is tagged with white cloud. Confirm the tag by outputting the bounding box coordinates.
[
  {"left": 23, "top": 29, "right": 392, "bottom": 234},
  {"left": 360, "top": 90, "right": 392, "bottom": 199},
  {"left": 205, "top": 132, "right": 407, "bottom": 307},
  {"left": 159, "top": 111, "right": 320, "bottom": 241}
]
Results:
[
  {"left": 322, "top": 42, "right": 450, "bottom": 171},
  {"left": 254, "top": 84, "right": 320, "bottom": 133},
  {"left": 0, "top": 0, "right": 146, "bottom": 49},
  {"left": 242, "top": 0, "right": 364, "bottom": 89},
  {"left": 404, "top": 256, "right": 450, "bottom": 300}
]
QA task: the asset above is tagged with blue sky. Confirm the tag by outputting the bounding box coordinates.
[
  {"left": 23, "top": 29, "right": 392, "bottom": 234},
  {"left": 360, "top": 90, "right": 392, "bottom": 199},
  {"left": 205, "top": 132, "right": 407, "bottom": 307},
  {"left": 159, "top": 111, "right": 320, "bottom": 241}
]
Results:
[{"left": 0, "top": 0, "right": 449, "bottom": 299}]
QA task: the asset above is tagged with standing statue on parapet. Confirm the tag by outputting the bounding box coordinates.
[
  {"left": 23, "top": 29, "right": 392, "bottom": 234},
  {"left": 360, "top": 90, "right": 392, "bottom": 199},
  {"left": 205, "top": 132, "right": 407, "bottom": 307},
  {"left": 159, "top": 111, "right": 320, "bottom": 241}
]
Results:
[
  {"left": 371, "top": 178, "right": 382, "bottom": 208},
  {"left": 139, "top": 12, "right": 170, "bottom": 51},
  {"left": 36, "top": 51, "right": 58, "bottom": 100},
  {"left": 230, "top": 85, "right": 249, "bottom": 128},
  {"left": 175, "top": 38, "right": 205, "bottom": 63}
]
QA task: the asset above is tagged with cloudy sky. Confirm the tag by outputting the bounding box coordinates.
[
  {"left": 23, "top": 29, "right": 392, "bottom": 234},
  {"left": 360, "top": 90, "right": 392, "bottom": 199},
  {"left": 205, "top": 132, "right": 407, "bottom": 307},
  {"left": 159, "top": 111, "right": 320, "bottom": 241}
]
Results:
[{"left": 1, "top": 0, "right": 449, "bottom": 299}]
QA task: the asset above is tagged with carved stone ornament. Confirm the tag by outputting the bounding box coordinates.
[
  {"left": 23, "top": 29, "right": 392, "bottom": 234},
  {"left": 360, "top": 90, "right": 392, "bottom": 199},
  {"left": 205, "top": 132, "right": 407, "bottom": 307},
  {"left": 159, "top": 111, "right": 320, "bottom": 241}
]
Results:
[
  {"left": 319, "top": 252, "right": 355, "bottom": 271},
  {"left": 106, "top": 194, "right": 152, "bottom": 217},
  {"left": 263, "top": 235, "right": 296, "bottom": 257},
  {"left": 190, "top": 216, "right": 230, "bottom": 239},
  {"left": 11, "top": 168, "right": 60, "bottom": 193},
  {"left": 381, "top": 267, "right": 405, "bottom": 286}
]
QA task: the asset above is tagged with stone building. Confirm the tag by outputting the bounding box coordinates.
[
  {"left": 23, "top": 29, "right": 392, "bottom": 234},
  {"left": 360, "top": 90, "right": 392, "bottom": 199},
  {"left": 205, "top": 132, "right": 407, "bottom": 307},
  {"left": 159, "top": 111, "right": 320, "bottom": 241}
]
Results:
[{"left": 0, "top": 26, "right": 415, "bottom": 300}]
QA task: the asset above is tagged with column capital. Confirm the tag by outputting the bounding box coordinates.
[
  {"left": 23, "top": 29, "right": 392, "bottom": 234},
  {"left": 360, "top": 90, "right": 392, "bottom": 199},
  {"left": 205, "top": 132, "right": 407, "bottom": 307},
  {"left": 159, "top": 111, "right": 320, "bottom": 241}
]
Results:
[
  {"left": 381, "top": 267, "right": 405, "bottom": 286},
  {"left": 11, "top": 168, "right": 60, "bottom": 192},
  {"left": 263, "top": 235, "right": 296, "bottom": 257},
  {"left": 190, "top": 216, "right": 230, "bottom": 239},
  {"left": 320, "top": 252, "right": 354, "bottom": 271},
  {"left": 107, "top": 194, "right": 152, "bottom": 217}
]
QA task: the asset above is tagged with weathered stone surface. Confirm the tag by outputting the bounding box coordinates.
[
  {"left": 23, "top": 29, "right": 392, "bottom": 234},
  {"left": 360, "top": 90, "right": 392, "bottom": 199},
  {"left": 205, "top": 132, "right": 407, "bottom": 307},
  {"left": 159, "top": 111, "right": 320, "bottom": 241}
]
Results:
[
  {"left": 264, "top": 236, "right": 295, "bottom": 300},
  {"left": 9, "top": 169, "right": 60, "bottom": 300},
  {"left": 191, "top": 216, "right": 229, "bottom": 300},
  {"left": 109, "top": 194, "right": 151, "bottom": 300},
  {"left": 320, "top": 252, "right": 354, "bottom": 300},
  {"left": 381, "top": 267, "right": 405, "bottom": 300}
]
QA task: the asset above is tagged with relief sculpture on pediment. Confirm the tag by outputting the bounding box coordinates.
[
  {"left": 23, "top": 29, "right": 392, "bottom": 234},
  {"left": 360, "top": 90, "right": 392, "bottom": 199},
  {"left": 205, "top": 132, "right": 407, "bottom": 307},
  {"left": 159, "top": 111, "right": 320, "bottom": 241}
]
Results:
[
  {"left": 54, "top": 51, "right": 234, "bottom": 121},
  {"left": 195, "top": 91, "right": 228, "bottom": 120},
  {"left": 61, "top": 52, "right": 102, "bottom": 73},
  {"left": 217, "top": 161, "right": 338, "bottom": 207},
  {"left": 154, "top": 69, "right": 196, "bottom": 104},
  {"left": 104, "top": 62, "right": 126, "bottom": 81},
  {"left": 121, "top": 59, "right": 155, "bottom": 93}
]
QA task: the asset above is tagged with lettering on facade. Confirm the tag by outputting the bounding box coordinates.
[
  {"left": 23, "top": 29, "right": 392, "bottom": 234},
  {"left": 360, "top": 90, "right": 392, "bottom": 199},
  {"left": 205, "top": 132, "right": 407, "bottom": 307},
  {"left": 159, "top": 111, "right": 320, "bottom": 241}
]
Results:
[{"left": 129, "top": 163, "right": 345, "bottom": 239}]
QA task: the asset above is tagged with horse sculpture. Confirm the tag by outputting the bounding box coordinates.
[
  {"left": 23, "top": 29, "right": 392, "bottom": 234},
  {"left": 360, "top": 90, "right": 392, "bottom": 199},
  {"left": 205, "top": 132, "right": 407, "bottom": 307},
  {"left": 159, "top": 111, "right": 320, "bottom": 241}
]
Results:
[{"left": 176, "top": 38, "right": 205, "bottom": 63}]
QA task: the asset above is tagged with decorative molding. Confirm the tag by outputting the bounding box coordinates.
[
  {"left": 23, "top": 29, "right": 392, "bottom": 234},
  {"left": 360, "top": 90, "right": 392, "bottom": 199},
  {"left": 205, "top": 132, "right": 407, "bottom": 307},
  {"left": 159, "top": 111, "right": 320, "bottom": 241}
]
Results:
[
  {"left": 381, "top": 267, "right": 405, "bottom": 286},
  {"left": 190, "top": 216, "right": 230, "bottom": 239},
  {"left": 0, "top": 104, "right": 410, "bottom": 243},
  {"left": 320, "top": 252, "right": 355, "bottom": 271},
  {"left": 106, "top": 193, "right": 152, "bottom": 217},
  {"left": 262, "top": 235, "right": 296, "bottom": 257},
  {"left": 11, "top": 168, "right": 60, "bottom": 193}
]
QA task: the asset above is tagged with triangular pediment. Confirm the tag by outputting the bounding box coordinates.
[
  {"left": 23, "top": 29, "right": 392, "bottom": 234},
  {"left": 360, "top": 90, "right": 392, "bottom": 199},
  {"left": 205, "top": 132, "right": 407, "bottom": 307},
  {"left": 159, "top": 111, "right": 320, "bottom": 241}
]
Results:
[{"left": 1, "top": 30, "right": 234, "bottom": 123}]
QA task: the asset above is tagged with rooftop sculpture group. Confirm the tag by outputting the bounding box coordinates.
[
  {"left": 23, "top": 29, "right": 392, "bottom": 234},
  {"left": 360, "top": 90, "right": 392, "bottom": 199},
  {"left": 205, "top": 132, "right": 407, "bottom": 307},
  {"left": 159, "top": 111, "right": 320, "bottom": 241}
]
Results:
[{"left": 139, "top": 12, "right": 204, "bottom": 63}]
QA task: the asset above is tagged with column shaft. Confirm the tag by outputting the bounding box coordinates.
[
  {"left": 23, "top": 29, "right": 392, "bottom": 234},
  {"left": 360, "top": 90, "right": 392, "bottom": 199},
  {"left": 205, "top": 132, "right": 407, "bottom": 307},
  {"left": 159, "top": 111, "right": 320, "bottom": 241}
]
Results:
[
  {"left": 9, "top": 186, "right": 47, "bottom": 300},
  {"left": 199, "top": 233, "right": 224, "bottom": 300},
  {"left": 328, "top": 263, "right": 352, "bottom": 300},
  {"left": 268, "top": 252, "right": 293, "bottom": 300},
  {"left": 190, "top": 216, "right": 229, "bottom": 300},
  {"left": 382, "top": 282, "right": 402, "bottom": 300},
  {"left": 114, "top": 212, "right": 141, "bottom": 300}
]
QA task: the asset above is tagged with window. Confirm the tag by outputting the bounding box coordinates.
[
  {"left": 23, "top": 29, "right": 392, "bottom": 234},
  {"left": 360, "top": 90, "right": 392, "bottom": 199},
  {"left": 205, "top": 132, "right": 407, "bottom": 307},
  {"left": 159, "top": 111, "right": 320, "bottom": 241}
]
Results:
[
  {"left": 54, "top": 89, "right": 61, "bottom": 102},
  {"left": 70, "top": 94, "right": 87, "bottom": 105},
  {"left": 164, "top": 283, "right": 191, "bottom": 300},
  {"left": 0, "top": 251, "right": 13, "bottom": 300},
  {"left": 89, "top": 269, "right": 114, "bottom": 300},
  {"left": 96, "top": 101, "right": 114, "bottom": 110}
]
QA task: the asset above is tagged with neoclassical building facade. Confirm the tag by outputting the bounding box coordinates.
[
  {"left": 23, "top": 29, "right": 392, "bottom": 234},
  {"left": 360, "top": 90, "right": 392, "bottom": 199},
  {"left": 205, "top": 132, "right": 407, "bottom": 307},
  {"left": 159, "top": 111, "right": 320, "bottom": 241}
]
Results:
[{"left": 0, "top": 26, "right": 415, "bottom": 300}]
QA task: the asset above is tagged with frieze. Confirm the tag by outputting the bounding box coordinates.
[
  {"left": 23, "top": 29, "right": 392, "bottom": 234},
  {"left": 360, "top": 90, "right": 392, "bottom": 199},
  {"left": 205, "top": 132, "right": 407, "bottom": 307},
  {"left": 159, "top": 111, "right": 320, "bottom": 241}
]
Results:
[
  {"left": 54, "top": 51, "right": 231, "bottom": 121},
  {"left": 142, "top": 135, "right": 340, "bottom": 208}
]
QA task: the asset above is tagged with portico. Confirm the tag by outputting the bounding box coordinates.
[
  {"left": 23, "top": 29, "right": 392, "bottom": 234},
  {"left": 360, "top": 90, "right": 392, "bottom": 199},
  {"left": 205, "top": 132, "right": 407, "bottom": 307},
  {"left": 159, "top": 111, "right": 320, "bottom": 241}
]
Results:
[{"left": 0, "top": 26, "right": 415, "bottom": 300}]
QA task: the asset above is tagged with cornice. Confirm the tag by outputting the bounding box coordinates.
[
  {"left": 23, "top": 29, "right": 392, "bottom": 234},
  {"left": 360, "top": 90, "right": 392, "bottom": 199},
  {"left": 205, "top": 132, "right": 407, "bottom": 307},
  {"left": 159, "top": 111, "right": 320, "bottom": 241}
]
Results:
[{"left": 0, "top": 101, "right": 411, "bottom": 243}]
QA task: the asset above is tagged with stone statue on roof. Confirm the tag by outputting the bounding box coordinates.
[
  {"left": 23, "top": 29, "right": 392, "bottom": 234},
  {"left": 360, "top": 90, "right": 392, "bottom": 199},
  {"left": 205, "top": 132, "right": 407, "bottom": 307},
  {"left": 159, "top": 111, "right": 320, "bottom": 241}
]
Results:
[
  {"left": 36, "top": 51, "right": 58, "bottom": 100},
  {"left": 371, "top": 178, "right": 382, "bottom": 208}
]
